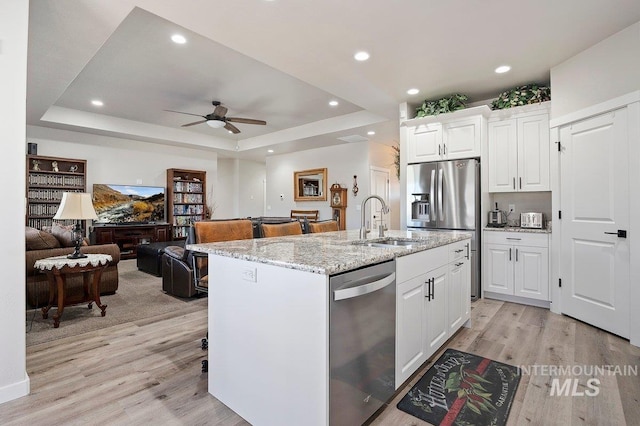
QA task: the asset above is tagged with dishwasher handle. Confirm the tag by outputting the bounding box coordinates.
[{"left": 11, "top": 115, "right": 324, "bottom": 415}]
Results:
[{"left": 334, "top": 272, "right": 396, "bottom": 301}]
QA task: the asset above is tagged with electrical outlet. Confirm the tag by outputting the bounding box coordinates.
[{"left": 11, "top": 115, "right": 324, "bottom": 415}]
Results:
[
  {"left": 508, "top": 204, "right": 515, "bottom": 212},
  {"left": 242, "top": 267, "right": 257, "bottom": 282}
]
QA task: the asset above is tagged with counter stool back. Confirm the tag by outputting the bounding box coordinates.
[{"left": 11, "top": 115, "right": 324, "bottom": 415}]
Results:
[
  {"left": 308, "top": 220, "right": 339, "bottom": 233},
  {"left": 261, "top": 221, "right": 303, "bottom": 238}
]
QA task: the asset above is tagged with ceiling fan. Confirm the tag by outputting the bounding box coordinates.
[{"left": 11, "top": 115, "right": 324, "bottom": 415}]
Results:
[{"left": 165, "top": 101, "right": 267, "bottom": 134}]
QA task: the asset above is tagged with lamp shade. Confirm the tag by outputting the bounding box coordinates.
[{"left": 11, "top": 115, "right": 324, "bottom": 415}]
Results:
[
  {"left": 53, "top": 192, "right": 98, "bottom": 220},
  {"left": 206, "top": 119, "right": 226, "bottom": 129}
]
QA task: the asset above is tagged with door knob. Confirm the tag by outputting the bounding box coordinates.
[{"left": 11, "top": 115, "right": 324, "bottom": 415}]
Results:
[{"left": 604, "top": 230, "right": 627, "bottom": 238}]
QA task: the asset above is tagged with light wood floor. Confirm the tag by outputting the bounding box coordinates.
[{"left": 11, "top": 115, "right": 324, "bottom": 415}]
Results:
[{"left": 1, "top": 299, "right": 638, "bottom": 425}]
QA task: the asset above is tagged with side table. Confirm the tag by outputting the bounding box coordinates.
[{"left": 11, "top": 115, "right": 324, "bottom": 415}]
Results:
[{"left": 34, "top": 254, "right": 112, "bottom": 328}]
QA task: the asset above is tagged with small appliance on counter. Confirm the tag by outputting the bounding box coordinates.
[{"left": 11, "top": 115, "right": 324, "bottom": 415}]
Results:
[
  {"left": 520, "top": 212, "right": 544, "bottom": 229},
  {"left": 487, "top": 203, "right": 506, "bottom": 227}
]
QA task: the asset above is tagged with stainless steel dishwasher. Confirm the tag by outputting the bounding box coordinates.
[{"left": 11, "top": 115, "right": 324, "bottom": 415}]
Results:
[{"left": 329, "top": 260, "right": 396, "bottom": 426}]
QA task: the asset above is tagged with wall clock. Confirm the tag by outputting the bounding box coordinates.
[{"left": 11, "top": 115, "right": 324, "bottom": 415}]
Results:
[{"left": 330, "top": 183, "right": 347, "bottom": 208}]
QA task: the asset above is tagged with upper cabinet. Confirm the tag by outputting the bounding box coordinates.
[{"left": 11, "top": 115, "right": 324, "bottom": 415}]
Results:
[
  {"left": 487, "top": 102, "right": 550, "bottom": 192},
  {"left": 404, "top": 105, "right": 490, "bottom": 163}
]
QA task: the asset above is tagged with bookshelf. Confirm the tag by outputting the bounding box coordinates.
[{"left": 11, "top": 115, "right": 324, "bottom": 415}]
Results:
[
  {"left": 26, "top": 155, "right": 87, "bottom": 229},
  {"left": 167, "top": 168, "right": 206, "bottom": 239}
]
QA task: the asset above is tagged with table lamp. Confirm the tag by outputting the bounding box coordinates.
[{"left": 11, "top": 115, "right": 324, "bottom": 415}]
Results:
[{"left": 53, "top": 192, "right": 98, "bottom": 259}]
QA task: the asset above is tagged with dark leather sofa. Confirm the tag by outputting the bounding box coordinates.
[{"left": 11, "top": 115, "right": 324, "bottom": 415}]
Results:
[{"left": 161, "top": 217, "right": 300, "bottom": 298}]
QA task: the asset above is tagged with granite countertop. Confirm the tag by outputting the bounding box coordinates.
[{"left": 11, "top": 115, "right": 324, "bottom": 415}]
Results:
[
  {"left": 484, "top": 226, "right": 551, "bottom": 234},
  {"left": 188, "top": 229, "right": 471, "bottom": 275}
]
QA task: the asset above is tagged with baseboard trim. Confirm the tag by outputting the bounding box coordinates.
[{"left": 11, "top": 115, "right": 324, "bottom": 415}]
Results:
[
  {"left": 483, "top": 292, "right": 551, "bottom": 309},
  {"left": 0, "top": 373, "right": 30, "bottom": 405}
]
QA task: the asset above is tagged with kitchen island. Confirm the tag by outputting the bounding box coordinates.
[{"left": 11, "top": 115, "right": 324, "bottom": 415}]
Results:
[{"left": 189, "top": 229, "right": 471, "bottom": 426}]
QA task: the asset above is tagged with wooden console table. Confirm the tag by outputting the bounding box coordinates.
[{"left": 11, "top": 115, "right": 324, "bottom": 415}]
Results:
[
  {"left": 91, "top": 223, "right": 171, "bottom": 259},
  {"left": 34, "top": 254, "right": 112, "bottom": 328}
]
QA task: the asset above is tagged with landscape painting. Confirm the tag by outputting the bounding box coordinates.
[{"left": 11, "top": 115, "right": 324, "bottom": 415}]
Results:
[{"left": 92, "top": 184, "right": 165, "bottom": 224}]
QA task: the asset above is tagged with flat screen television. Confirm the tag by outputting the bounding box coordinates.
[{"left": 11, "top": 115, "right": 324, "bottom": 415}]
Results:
[{"left": 92, "top": 184, "right": 165, "bottom": 224}]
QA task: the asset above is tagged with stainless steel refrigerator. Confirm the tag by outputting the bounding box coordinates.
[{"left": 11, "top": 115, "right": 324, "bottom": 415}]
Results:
[{"left": 407, "top": 158, "right": 481, "bottom": 299}]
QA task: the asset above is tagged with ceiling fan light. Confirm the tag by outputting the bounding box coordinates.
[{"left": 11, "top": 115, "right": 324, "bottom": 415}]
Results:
[{"left": 206, "top": 119, "right": 226, "bottom": 128}]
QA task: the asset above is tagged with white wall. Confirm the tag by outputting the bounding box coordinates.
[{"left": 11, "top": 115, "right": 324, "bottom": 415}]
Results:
[
  {"left": 0, "top": 0, "right": 30, "bottom": 404},
  {"left": 550, "top": 21, "right": 640, "bottom": 119},
  {"left": 26, "top": 126, "right": 218, "bottom": 228},
  {"left": 214, "top": 158, "right": 265, "bottom": 219},
  {"left": 266, "top": 143, "right": 372, "bottom": 230}
]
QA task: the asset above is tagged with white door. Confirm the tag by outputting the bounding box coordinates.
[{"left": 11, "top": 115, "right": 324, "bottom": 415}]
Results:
[
  {"left": 484, "top": 243, "right": 514, "bottom": 295},
  {"left": 488, "top": 119, "right": 518, "bottom": 192},
  {"left": 396, "top": 275, "right": 427, "bottom": 387},
  {"left": 425, "top": 265, "right": 449, "bottom": 358},
  {"left": 518, "top": 114, "right": 550, "bottom": 192},
  {"left": 408, "top": 123, "right": 442, "bottom": 163},
  {"left": 448, "top": 261, "right": 464, "bottom": 333},
  {"left": 560, "top": 108, "right": 630, "bottom": 338},
  {"left": 514, "top": 245, "right": 549, "bottom": 301},
  {"left": 369, "top": 167, "right": 390, "bottom": 231},
  {"left": 444, "top": 116, "right": 482, "bottom": 159}
]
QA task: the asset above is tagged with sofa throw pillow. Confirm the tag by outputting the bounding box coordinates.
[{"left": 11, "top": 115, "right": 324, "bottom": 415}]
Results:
[
  {"left": 49, "top": 223, "right": 77, "bottom": 247},
  {"left": 25, "top": 227, "right": 61, "bottom": 250}
]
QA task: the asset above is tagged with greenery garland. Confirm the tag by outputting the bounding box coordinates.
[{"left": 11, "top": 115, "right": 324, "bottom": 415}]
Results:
[
  {"left": 415, "top": 94, "right": 468, "bottom": 117},
  {"left": 490, "top": 84, "right": 551, "bottom": 110}
]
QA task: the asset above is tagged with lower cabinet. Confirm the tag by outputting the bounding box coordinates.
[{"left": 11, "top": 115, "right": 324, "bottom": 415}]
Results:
[
  {"left": 395, "top": 240, "right": 471, "bottom": 388},
  {"left": 483, "top": 230, "right": 550, "bottom": 302}
]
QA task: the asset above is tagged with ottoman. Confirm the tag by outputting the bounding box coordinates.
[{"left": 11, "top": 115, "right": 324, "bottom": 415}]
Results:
[{"left": 136, "top": 241, "right": 185, "bottom": 276}]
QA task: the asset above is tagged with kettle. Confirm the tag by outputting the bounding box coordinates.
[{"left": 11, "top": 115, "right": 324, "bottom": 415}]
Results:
[{"left": 488, "top": 203, "right": 506, "bottom": 227}]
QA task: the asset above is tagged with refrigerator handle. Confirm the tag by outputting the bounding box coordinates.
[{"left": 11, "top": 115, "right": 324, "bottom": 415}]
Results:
[
  {"left": 430, "top": 169, "right": 435, "bottom": 220},
  {"left": 438, "top": 168, "right": 443, "bottom": 220}
]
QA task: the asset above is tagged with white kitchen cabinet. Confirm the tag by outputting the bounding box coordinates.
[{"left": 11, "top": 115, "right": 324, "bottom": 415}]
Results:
[
  {"left": 395, "top": 240, "right": 472, "bottom": 387},
  {"left": 425, "top": 264, "right": 449, "bottom": 357},
  {"left": 483, "top": 231, "right": 550, "bottom": 302},
  {"left": 405, "top": 106, "right": 490, "bottom": 163},
  {"left": 487, "top": 104, "right": 550, "bottom": 192}
]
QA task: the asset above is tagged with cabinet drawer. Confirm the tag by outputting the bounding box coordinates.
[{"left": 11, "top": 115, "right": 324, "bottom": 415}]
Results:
[
  {"left": 396, "top": 244, "right": 448, "bottom": 283},
  {"left": 483, "top": 231, "right": 548, "bottom": 248},
  {"left": 448, "top": 240, "right": 469, "bottom": 263}
]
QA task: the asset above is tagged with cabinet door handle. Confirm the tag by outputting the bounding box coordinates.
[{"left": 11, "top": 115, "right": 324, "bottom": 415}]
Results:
[
  {"left": 431, "top": 278, "right": 435, "bottom": 300},
  {"left": 455, "top": 262, "right": 464, "bottom": 267},
  {"left": 509, "top": 248, "right": 512, "bottom": 261},
  {"left": 438, "top": 145, "right": 441, "bottom": 156},
  {"left": 455, "top": 249, "right": 464, "bottom": 253},
  {"left": 506, "top": 237, "right": 521, "bottom": 241},
  {"left": 443, "top": 144, "right": 447, "bottom": 155},
  {"left": 516, "top": 248, "right": 519, "bottom": 262},
  {"left": 519, "top": 177, "right": 522, "bottom": 189},
  {"left": 465, "top": 243, "right": 470, "bottom": 260},
  {"left": 425, "top": 278, "right": 431, "bottom": 301},
  {"left": 513, "top": 177, "right": 516, "bottom": 190}
]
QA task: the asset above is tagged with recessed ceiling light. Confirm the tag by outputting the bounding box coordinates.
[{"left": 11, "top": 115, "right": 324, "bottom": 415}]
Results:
[
  {"left": 407, "top": 88, "right": 420, "bottom": 95},
  {"left": 91, "top": 100, "right": 103, "bottom": 107},
  {"left": 495, "top": 65, "right": 511, "bottom": 74},
  {"left": 329, "top": 100, "right": 339, "bottom": 107},
  {"left": 171, "top": 34, "right": 186, "bottom": 44},
  {"left": 267, "top": 149, "right": 274, "bottom": 153},
  {"left": 367, "top": 131, "right": 376, "bottom": 136},
  {"left": 354, "top": 51, "right": 370, "bottom": 61}
]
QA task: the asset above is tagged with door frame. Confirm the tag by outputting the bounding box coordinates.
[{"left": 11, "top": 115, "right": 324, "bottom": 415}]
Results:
[
  {"left": 549, "top": 91, "right": 640, "bottom": 347},
  {"left": 369, "top": 166, "right": 391, "bottom": 231}
]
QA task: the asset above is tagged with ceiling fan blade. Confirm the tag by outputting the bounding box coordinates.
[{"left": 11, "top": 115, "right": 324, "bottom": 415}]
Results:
[
  {"left": 224, "top": 122, "right": 241, "bottom": 134},
  {"left": 213, "top": 105, "right": 228, "bottom": 117},
  {"left": 226, "top": 117, "right": 267, "bottom": 125},
  {"left": 181, "top": 120, "right": 208, "bottom": 127},
  {"left": 165, "top": 109, "right": 207, "bottom": 118}
]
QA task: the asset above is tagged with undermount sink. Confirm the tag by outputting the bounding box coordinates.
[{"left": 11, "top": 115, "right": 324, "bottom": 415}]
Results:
[{"left": 353, "top": 238, "right": 420, "bottom": 249}]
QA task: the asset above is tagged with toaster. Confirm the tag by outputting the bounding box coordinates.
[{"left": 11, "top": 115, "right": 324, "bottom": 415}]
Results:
[{"left": 520, "top": 212, "right": 544, "bottom": 229}]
